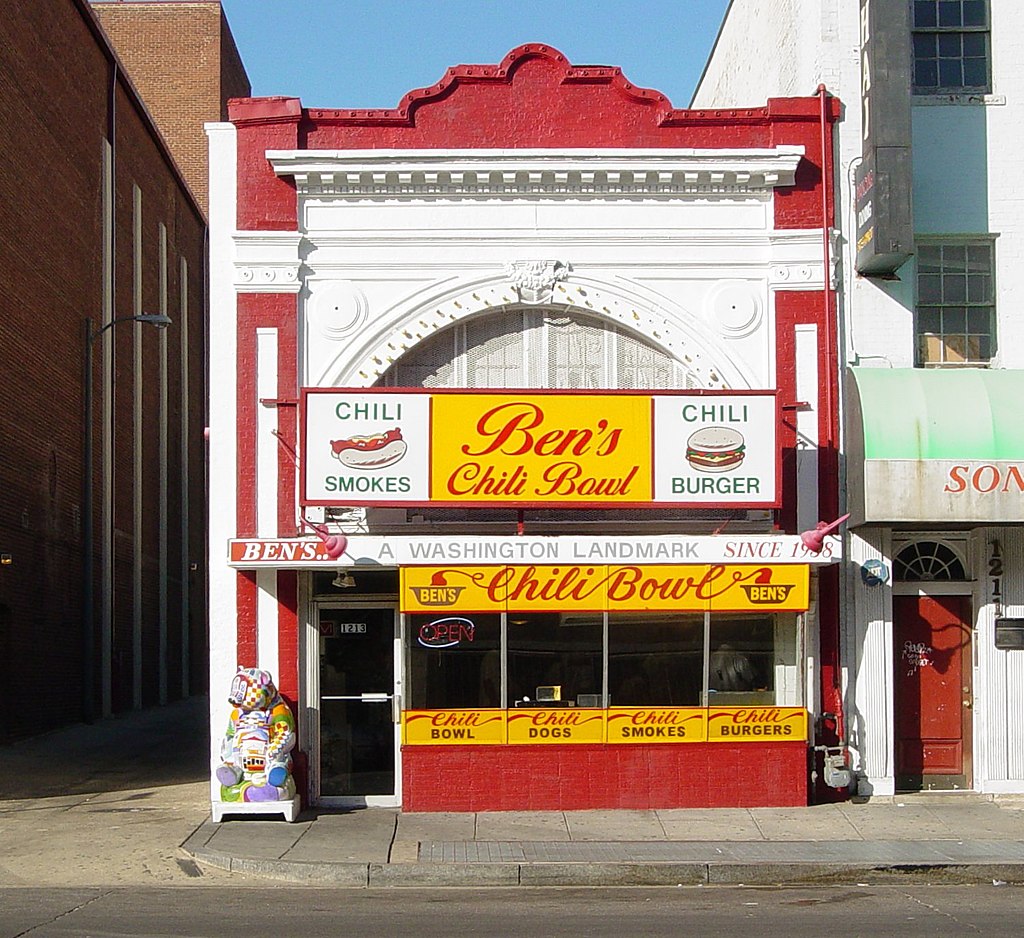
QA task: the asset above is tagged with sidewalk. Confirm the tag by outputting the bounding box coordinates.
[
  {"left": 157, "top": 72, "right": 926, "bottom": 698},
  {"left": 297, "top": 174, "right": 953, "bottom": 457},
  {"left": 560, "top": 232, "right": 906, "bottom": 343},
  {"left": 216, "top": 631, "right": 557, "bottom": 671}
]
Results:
[
  {"left": 5, "top": 697, "right": 1024, "bottom": 888},
  {"left": 186, "top": 799, "right": 1024, "bottom": 887}
]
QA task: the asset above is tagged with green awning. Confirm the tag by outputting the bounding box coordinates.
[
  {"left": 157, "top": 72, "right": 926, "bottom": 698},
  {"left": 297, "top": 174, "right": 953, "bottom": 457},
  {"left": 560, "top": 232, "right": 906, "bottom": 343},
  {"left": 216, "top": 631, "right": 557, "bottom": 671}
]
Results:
[
  {"left": 847, "top": 368, "right": 1024, "bottom": 524},
  {"left": 853, "top": 368, "right": 1024, "bottom": 460}
]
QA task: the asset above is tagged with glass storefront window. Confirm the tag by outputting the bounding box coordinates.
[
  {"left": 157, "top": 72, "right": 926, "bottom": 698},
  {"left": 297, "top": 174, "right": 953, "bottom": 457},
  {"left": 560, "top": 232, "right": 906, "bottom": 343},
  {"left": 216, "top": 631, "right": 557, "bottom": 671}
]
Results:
[
  {"left": 708, "top": 615, "right": 775, "bottom": 705},
  {"left": 608, "top": 613, "right": 704, "bottom": 706},
  {"left": 405, "top": 611, "right": 803, "bottom": 710},
  {"left": 407, "top": 613, "right": 501, "bottom": 709},
  {"left": 507, "top": 613, "right": 602, "bottom": 707}
]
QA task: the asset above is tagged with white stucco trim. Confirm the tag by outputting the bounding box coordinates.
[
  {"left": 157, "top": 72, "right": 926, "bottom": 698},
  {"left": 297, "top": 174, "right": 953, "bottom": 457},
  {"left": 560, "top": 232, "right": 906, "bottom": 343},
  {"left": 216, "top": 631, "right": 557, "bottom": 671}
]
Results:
[
  {"left": 267, "top": 147, "right": 807, "bottom": 197},
  {"left": 206, "top": 120, "right": 240, "bottom": 798}
]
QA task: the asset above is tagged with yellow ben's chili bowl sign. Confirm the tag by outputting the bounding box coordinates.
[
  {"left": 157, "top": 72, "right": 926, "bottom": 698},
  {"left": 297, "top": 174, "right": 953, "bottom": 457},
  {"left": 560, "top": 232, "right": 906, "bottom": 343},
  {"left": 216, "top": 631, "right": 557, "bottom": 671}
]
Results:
[
  {"left": 401, "top": 564, "right": 809, "bottom": 613},
  {"left": 301, "top": 389, "right": 778, "bottom": 509}
]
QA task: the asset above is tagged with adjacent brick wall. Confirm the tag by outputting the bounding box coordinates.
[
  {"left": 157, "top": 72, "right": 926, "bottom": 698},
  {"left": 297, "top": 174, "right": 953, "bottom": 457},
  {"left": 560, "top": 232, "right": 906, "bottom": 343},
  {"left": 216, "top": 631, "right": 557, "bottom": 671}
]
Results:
[
  {"left": 0, "top": 0, "right": 207, "bottom": 737},
  {"left": 91, "top": 1, "right": 251, "bottom": 216}
]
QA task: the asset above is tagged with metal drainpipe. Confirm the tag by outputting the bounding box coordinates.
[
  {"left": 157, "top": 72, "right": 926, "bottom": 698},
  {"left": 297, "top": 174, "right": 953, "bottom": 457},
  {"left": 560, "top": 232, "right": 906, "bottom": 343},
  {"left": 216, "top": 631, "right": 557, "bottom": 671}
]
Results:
[{"left": 817, "top": 83, "right": 845, "bottom": 744}]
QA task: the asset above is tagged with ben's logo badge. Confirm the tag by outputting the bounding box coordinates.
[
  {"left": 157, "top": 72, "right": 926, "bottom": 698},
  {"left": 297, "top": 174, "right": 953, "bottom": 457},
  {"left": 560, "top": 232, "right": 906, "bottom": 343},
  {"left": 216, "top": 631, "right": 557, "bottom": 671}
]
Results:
[
  {"left": 741, "top": 583, "right": 794, "bottom": 604},
  {"left": 410, "top": 585, "right": 465, "bottom": 606}
]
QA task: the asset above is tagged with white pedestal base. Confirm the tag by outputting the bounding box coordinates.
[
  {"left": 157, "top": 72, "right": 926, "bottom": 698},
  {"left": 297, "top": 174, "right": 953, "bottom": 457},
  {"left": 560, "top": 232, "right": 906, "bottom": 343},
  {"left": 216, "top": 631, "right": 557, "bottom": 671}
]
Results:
[{"left": 211, "top": 796, "right": 301, "bottom": 823}]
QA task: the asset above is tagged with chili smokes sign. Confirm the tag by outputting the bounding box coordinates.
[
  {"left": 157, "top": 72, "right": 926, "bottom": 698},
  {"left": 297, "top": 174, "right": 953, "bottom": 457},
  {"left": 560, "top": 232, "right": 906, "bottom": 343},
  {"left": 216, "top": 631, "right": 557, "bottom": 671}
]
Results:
[{"left": 301, "top": 389, "right": 779, "bottom": 508}]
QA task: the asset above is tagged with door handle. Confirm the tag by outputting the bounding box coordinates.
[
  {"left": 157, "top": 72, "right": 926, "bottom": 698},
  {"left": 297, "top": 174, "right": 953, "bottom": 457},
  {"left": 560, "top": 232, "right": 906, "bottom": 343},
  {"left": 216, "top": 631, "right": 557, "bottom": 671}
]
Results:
[{"left": 963, "top": 699, "right": 972, "bottom": 709}]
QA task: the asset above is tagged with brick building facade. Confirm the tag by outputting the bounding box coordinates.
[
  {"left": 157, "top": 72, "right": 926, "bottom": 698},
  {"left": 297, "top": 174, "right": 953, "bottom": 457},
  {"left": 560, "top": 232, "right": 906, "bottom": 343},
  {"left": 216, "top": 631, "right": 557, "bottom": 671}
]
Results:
[
  {"left": 0, "top": 0, "right": 208, "bottom": 738},
  {"left": 91, "top": 0, "right": 251, "bottom": 215}
]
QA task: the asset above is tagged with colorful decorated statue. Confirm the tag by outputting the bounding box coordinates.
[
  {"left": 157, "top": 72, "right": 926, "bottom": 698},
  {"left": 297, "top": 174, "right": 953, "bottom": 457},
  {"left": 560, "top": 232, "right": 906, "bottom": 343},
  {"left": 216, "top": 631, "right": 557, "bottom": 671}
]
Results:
[{"left": 216, "top": 667, "right": 297, "bottom": 804}]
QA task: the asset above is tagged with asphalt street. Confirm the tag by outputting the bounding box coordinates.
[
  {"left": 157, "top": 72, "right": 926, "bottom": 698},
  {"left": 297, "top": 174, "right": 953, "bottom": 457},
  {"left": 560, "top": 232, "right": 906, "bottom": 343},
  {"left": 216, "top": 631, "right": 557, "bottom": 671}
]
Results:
[{"left": 2, "top": 885, "right": 1024, "bottom": 937}]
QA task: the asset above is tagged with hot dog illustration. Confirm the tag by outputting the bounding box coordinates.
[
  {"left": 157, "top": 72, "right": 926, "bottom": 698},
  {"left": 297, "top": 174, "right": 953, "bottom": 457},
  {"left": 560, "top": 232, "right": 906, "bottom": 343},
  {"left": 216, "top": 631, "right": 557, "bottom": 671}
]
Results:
[{"left": 330, "top": 427, "right": 407, "bottom": 469}]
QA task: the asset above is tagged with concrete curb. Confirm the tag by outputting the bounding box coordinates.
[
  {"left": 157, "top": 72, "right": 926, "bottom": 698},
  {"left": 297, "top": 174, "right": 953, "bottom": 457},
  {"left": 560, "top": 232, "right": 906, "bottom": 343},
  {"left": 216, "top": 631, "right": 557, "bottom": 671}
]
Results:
[{"left": 183, "top": 848, "right": 1024, "bottom": 888}]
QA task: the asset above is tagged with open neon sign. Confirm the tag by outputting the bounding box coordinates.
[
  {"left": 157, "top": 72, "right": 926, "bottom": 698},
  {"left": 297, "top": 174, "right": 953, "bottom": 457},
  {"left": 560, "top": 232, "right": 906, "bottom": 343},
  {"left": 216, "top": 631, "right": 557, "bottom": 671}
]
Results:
[{"left": 417, "top": 616, "right": 476, "bottom": 649}]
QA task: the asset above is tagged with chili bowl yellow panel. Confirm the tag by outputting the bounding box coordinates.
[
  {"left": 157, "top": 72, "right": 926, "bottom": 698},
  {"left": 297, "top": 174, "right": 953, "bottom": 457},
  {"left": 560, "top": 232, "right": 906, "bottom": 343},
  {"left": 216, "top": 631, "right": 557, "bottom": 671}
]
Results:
[{"left": 403, "top": 709, "right": 507, "bottom": 745}]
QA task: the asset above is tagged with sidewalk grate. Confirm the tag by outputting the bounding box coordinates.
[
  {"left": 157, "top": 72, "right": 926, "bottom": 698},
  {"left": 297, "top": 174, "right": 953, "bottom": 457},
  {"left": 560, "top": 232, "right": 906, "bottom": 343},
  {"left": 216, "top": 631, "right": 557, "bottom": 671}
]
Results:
[{"left": 418, "top": 839, "right": 1024, "bottom": 864}]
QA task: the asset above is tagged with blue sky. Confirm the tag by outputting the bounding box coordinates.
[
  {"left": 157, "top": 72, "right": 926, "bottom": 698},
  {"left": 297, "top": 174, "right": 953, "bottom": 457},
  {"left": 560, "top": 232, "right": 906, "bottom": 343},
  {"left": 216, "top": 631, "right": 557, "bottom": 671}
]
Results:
[{"left": 218, "top": 0, "right": 731, "bottom": 110}]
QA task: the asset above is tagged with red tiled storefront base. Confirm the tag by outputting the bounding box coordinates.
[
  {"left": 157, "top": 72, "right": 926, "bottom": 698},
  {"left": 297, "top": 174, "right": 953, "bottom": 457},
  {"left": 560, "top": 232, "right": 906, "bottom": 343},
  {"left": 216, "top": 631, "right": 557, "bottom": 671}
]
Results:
[{"left": 402, "top": 742, "right": 809, "bottom": 811}]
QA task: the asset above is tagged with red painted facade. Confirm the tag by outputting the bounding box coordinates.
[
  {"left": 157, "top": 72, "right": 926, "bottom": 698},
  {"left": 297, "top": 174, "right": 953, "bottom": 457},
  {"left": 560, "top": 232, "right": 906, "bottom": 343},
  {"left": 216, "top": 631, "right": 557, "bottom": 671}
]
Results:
[
  {"left": 225, "top": 44, "right": 839, "bottom": 811},
  {"left": 404, "top": 742, "right": 808, "bottom": 811}
]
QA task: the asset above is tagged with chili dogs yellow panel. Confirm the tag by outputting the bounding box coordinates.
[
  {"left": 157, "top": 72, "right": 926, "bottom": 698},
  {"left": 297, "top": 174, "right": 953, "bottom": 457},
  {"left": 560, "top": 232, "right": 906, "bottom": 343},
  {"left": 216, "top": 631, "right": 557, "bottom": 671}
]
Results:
[
  {"left": 403, "top": 709, "right": 507, "bottom": 745},
  {"left": 506, "top": 707, "right": 606, "bottom": 744},
  {"left": 606, "top": 707, "right": 707, "bottom": 743},
  {"left": 401, "top": 564, "right": 809, "bottom": 613},
  {"left": 706, "top": 706, "right": 808, "bottom": 742}
]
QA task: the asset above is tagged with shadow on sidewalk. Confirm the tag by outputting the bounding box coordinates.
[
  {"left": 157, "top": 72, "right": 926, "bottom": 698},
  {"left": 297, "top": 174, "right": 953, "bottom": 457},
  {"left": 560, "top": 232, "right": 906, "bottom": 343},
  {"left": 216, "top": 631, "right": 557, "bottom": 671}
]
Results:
[{"left": 1, "top": 694, "right": 211, "bottom": 799}]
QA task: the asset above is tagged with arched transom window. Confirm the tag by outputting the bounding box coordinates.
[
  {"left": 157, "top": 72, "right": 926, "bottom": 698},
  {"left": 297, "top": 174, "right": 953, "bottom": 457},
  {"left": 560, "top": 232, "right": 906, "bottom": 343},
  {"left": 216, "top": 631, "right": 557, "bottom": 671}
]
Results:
[{"left": 379, "top": 308, "right": 698, "bottom": 390}]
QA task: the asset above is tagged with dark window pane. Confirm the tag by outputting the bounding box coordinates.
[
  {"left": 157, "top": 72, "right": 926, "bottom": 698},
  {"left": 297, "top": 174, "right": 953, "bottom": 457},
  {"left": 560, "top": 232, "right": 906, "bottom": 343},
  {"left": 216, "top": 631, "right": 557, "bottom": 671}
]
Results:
[
  {"left": 975, "top": 334, "right": 992, "bottom": 360},
  {"left": 943, "top": 273, "right": 967, "bottom": 302},
  {"left": 966, "top": 244, "right": 992, "bottom": 271},
  {"left": 917, "top": 308, "right": 942, "bottom": 333},
  {"left": 942, "top": 307, "right": 967, "bottom": 331},
  {"left": 938, "top": 0, "right": 963, "bottom": 27},
  {"left": 915, "top": 59, "right": 939, "bottom": 88},
  {"left": 917, "top": 244, "right": 943, "bottom": 270},
  {"left": 963, "top": 57, "right": 988, "bottom": 87},
  {"left": 914, "top": 1, "right": 938, "bottom": 28},
  {"left": 962, "top": 32, "right": 986, "bottom": 56},
  {"left": 918, "top": 273, "right": 942, "bottom": 303},
  {"left": 941, "top": 244, "right": 967, "bottom": 272},
  {"left": 938, "top": 32, "right": 962, "bottom": 56},
  {"left": 913, "top": 33, "right": 935, "bottom": 57},
  {"left": 939, "top": 58, "right": 964, "bottom": 87},
  {"left": 967, "top": 274, "right": 991, "bottom": 303},
  {"left": 962, "top": 0, "right": 987, "bottom": 27},
  {"left": 966, "top": 308, "right": 990, "bottom": 333}
]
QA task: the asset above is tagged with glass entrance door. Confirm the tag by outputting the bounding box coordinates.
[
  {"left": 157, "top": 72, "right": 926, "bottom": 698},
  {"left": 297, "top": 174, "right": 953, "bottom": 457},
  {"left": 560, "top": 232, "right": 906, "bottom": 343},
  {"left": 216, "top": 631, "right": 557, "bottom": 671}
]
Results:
[{"left": 317, "top": 605, "right": 399, "bottom": 803}]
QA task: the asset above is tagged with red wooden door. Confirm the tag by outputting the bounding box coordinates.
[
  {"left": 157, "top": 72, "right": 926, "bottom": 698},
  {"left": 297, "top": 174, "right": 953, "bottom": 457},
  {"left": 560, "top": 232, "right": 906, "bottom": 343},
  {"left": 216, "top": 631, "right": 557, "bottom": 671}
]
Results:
[{"left": 894, "top": 595, "right": 972, "bottom": 790}]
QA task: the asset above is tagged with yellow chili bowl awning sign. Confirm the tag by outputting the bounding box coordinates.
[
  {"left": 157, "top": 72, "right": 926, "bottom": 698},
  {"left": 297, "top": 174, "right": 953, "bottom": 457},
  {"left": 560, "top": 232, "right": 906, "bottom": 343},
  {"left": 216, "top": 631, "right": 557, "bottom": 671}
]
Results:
[{"left": 401, "top": 564, "right": 809, "bottom": 613}]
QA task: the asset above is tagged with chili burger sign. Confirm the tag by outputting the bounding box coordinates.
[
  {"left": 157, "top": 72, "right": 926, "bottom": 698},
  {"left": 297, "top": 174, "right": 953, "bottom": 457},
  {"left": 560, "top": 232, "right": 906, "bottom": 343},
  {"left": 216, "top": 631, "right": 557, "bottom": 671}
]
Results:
[{"left": 301, "top": 389, "right": 779, "bottom": 508}]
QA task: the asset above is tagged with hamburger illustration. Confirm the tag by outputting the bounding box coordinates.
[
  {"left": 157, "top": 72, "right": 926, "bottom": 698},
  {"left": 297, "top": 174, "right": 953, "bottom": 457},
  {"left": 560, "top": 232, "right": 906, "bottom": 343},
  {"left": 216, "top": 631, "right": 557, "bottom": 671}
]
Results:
[
  {"left": 685, "top": 426, "right": 746, "bottom": 472},
  {"left": 330, "top": 427, "right": 407, "bottom": 470}
]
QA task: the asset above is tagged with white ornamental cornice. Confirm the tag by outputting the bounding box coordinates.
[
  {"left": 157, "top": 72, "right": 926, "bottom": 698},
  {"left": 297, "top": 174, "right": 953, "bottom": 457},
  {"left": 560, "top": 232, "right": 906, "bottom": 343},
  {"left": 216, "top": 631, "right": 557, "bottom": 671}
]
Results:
[
  {"left": 267, "top": 147, "right": 805, "bottom": 199},
  {"left": 233, "top": 231, "right": 303, "bottom": 293}
]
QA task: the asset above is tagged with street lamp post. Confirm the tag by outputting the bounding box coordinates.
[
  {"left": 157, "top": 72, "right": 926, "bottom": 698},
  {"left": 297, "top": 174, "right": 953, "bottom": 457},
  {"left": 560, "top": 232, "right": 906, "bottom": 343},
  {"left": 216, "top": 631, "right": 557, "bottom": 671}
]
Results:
[{"left": 82, "top": 313, "right": 171, "bottom": 723}]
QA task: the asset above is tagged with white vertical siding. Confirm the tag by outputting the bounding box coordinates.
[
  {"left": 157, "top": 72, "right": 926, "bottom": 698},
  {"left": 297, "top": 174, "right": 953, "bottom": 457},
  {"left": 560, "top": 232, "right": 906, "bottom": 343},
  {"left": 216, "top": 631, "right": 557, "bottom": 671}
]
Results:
[{"left": 848, "top": 527, "right": 894, "bottom": 795}]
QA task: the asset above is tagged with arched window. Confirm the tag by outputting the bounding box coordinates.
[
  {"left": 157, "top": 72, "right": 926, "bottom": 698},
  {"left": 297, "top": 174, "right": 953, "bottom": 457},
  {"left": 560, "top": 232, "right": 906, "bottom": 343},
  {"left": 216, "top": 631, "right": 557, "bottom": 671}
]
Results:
[
  {"left": 893, "top": 541, "right": 968, "bottom": 582},
  {"left": 380, "top": 308, "right": 696, "bottom": 389}
]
